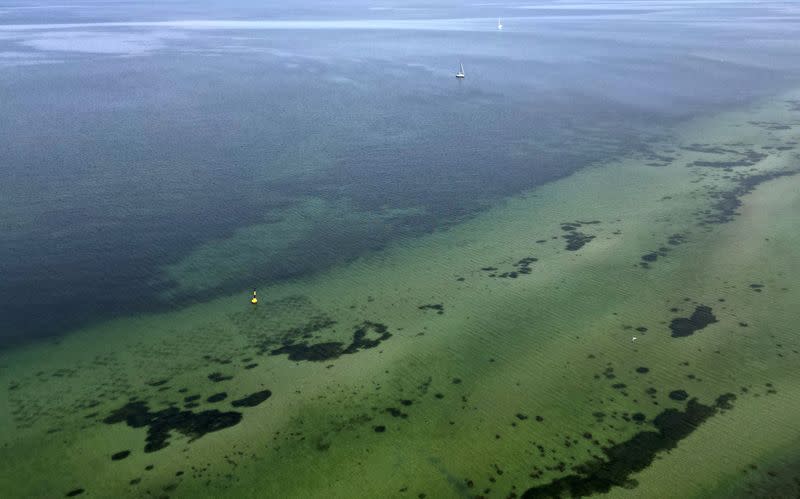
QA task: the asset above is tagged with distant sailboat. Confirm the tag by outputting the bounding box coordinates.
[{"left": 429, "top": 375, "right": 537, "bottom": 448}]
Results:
[
  {"left": 455, "top": 62, "right": 465, "bottom": 79},
  {"left": 497, "top": 18, "right": 503, "bottom": 30}
]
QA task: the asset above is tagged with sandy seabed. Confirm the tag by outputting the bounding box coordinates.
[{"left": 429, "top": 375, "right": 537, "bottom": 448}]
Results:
[{"left": 2, "top": 90, "right": 800, "bottom": 499}]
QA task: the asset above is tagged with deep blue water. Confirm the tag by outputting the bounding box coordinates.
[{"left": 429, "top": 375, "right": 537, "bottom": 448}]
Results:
[{"left": 2, "top": 1, "right": 800, "bottom": 346}]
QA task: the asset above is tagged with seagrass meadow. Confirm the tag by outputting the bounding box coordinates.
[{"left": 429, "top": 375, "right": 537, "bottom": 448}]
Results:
[
  {"left": 2, "top": 2, "right": 800, "bottom": 498},
  {"left": 3, "top": 90, "right": 800, "bottom": 498}
]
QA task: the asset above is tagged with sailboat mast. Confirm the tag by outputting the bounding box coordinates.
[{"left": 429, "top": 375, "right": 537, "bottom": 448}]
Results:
[{"left": 456, "top": 61, "right": 465, "bottom": 78}]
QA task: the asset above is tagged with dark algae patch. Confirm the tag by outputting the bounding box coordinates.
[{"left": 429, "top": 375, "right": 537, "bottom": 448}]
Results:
[
  {"left": 248, "top": 309, "right": 339, "bottom": 356},
  {"left": 103, "top": 400, "right": 243, "bottom": 453},
  {"left": 641, "top": 252, "right": 659, "bottom": 263},
  {"left": 669, "top": 390, "right": 689, "bottom": 401},
  {"left": 418, "top": 304, "right": 444, "bottom": 314},
  {"left": 270, "top": 341, "right": 345, "bottom": 362},
  {"left": 385, "top": 407, "right": 408, "bottom": 419},
  {"left": 700, "top": 169, "right": 800, "bottom": 225},
  {"left": 271, "top": 321, "right": 391, "bottom": 362},
  {"left": 669, "top": 305, "right": 718, "bottom": 338},
  {"left": 503, "top": 256, "right": 539, "bottom": 277},
  {"left": 231, "top": 390, "right": 272, "bottom": 408},
  {"left": 689, "top": 149, "right": 766, "bottom": 169},
  {"left": 207, "top": 372, "right": 233, "bottom": 383},
  {"left": 667, "top": 233, "right": 687, "bottom": 246},
  {"left": 560, "top": 220, "right": 600, "bottom": 251},
  {"left": 111, "top": 450, "right": 131, "bottom": 461},
  {"left": 563, "top": 232, "right": 595, "bottom": 251},
  {"left": 207, "top": 392, "right": 227, "bottom": 403},
  {"left": 638, "top": 240, "right": 677, "bottom": 268},
  {"left": 522, "top": 394, "right": 736, "bottom": 498},
  {"left": 480, "top": 256, "right": 538, "bottom": 278}
]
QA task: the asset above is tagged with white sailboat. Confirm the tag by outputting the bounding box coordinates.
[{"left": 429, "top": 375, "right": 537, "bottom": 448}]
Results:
[
  {"left": 455, "top": 62, "right": 465, "bottom": 79},
  {"left": 497, "top": 18, "right": 503, "bottom": 30}
]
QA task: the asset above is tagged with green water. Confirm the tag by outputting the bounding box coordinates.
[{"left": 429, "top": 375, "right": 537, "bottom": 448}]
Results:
[{"left": 2, "top": 89, "right": 800, "bottom": 498}]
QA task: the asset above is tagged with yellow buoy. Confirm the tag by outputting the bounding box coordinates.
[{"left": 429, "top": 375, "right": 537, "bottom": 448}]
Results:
[{"left": 251, "top": 290, "right": 258, "bottom": 305}]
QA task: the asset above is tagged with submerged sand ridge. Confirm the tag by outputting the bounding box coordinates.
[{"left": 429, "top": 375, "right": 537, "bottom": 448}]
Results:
[{"left": 2, "top": 91, "right": 800, "bottom": 498}]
